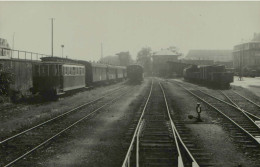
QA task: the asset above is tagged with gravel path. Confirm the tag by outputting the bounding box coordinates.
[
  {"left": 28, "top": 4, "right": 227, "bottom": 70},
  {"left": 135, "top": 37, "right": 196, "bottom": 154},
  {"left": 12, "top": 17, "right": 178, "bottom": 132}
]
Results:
[
  {"left": 164, "top": 79, "right": 259, "bottom": 167},
  {"left": 13, "top": 79, "right": 150, "bottom": 166},
  {"left": 0, "top": 82, "right": 126, "bottom": 138}
]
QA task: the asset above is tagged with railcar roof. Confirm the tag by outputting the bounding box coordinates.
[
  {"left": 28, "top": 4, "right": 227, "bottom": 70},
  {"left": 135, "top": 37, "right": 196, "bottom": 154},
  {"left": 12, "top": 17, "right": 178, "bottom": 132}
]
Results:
[
  {"left": 35, "top": 61, "right": 84, "bottom": 66},
  {"left": 107, "top": 65, "right": 126, "bottom": 69}
]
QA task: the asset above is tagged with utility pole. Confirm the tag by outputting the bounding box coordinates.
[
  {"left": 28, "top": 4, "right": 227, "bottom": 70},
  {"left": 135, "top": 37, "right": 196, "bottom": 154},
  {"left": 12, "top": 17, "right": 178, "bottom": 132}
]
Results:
[
  {"left": 101, "top": 42, "right": 103, "bottom": 59},
  {"left": 50, "top": 18, "right": 55, "bottom": 57},
  {"left": 12, "top": 32, "right": 15, "bottom": 58},
  {"left": 12, "top": 32, "right": 15, "bottom": 50},
  {"left": 61, "top": 45, "right": 64, "bottom": 58}
]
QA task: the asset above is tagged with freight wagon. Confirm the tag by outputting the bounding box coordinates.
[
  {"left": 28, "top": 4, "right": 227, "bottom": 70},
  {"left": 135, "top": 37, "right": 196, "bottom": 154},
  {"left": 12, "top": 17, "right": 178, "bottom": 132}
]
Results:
[{"left": 183, "top": 65, "right": 234, "bottom": 88}]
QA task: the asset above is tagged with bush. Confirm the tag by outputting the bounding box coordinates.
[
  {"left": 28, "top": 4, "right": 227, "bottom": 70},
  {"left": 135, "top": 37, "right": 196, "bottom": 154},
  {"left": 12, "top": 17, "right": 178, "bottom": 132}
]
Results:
[{"left": 0, "top": 69, "right": 14, "bottom": 96}]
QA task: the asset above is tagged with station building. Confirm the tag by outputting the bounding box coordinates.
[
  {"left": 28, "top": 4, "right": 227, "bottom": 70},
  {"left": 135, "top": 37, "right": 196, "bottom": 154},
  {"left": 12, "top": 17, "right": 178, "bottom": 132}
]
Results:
[
  {"left": 233, "top": 41, "right": 260, "bottom": 71},
  {"left": 152, "top": 47, "right": 181, "bottom": 76}
]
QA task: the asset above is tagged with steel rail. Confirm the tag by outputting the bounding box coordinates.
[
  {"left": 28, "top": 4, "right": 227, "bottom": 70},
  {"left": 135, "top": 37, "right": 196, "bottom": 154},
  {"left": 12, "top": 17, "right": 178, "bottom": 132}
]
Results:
[
  {"left": 232, "top": 90, "right": 260, "bottom": 109},
  {"left": 196, "top": 89, "right": 260, "bottom": 132},
  {"left": 121, "top": 80, "right": 153, "bottom": 167},
  {"left": 220, "top": 91, "right": 260, "bottom": 121},
  {"left": 159, "top": 82, "right": 199, "bottom": 167},
  {"left": 170, "top": 80, "right": 260, "bottom": 130},
  {"left": 0, "top": 86, "right": 126, "bottom": 144},
  {"left": 174, "top": 82, "right": 260, "bottom": 144},
  {"left": 4, "top": 86, "right": 132, "bottom": 167}
]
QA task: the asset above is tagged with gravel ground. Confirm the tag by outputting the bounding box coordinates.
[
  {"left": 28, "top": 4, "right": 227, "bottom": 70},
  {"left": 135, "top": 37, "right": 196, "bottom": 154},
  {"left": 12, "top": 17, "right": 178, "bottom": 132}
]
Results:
[
  {"left": 163, "top": 79, "right": 259, "bottom": 167},
  {"left": 0, "top": 82, "right": 126, "bottom": 138},
  {"left": 13, "top": 79, "right": 150, "bottom": 166},
  {"left": 3, "top": 77, "right": 260, "bottom": 166}
]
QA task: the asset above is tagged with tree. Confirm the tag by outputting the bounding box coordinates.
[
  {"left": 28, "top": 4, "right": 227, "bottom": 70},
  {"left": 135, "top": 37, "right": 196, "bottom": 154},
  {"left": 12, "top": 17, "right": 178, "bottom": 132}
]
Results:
[
  {"left": 137, "top": 47, "right": 152, "bottom": 75},
  {"left": 0, "top": 67, "right": 14, "bottom": 96}
]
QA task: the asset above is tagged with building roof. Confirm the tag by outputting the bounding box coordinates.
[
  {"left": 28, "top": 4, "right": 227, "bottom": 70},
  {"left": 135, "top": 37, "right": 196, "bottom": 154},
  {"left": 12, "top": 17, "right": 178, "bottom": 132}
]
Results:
[
  {"left": 153, "top": 48, "right": 180, "bottom": 56},
  {"left": 185, "top": 50, "right": 232, "bottom": 62}
]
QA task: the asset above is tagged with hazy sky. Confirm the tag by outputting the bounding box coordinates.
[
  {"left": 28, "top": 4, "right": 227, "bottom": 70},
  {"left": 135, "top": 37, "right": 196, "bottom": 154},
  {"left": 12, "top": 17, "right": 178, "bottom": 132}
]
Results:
[{"left": 0, "top": 1, "right": 260, "bottom": 61}]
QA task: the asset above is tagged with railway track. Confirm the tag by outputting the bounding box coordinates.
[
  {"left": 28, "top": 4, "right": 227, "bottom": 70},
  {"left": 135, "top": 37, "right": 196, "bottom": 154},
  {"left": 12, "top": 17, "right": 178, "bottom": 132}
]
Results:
[
  {"left": 122, "top": 80, "right": 214, "bottom": 167},
  {"left": 220, "top": 90, "right": 260, "bottom": 122},
  {"left": 171, "top": 80, "right": 260, "bottom": 161},
  {"left": 0, "top": 85, "right": 130, "bottom": 167}
]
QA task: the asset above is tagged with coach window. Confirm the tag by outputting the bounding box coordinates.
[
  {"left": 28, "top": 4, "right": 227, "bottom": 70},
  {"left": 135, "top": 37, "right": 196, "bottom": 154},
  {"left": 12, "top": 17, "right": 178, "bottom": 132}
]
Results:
[{"left": 41, "top": 65, "right": 47, "bottom": 76}]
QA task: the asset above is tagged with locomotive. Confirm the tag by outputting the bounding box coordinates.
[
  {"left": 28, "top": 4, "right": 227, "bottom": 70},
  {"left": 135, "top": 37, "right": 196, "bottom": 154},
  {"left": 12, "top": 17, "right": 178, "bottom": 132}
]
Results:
[
  {"left": 32, "top": 57, "right": 127, "bottom": 96},
  {"left": 183, "top": 64, "right": 234, "bottom": 88},
  {"left": 127, "top": 64, "right": 143, "bottom": 83}
]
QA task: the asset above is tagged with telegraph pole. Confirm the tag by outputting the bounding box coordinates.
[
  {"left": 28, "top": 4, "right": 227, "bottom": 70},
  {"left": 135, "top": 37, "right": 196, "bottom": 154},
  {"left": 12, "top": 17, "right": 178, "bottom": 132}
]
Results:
[
  {"left": 12, "top": 32, "right": 15, "bottom": 50},
  {"left": 61, "top": 45, "right": 64, "bottom": 58},
  {"left": 101, "top": 42, "right": 103, "bottom": 62},
  {"left": 12, "top": 32, "right": 15, "bottom": 58},
  {"left": 50, "top": 18, "right": 55, "bottom": 57},
  {"left": 101, "top": 42, "right": 103, "bottom": 58}
]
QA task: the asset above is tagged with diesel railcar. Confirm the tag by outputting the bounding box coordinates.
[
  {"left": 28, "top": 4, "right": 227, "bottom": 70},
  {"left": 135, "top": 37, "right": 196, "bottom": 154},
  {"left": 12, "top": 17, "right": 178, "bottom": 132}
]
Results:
[
  {"left": 127, "top": 64, "right": 143, "bottom": 83},
  {"left": 32, "top": 57, "right": 127, "bottom": 95},
  {"left": 183, "top": 65, "right": 234, "bottom": 88},
  {"left": 32, "top": 61, "right": 85, "bottom": 96}
]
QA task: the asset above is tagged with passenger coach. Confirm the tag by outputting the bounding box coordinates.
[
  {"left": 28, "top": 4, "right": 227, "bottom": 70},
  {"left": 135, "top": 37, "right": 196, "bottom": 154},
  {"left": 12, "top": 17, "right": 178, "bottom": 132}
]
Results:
[{"left": 32, "top": 60, "right": 85, "bottom": 96}]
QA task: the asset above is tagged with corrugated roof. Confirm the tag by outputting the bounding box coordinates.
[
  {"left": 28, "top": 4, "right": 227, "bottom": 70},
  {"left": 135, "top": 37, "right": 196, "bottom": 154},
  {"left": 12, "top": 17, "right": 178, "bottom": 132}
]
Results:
[
  {"left": 185, "top": 50, "right": 232, "bottom": 62},
  {"left": 186, "top": 50, "right": 232, "bottom": 58}
]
